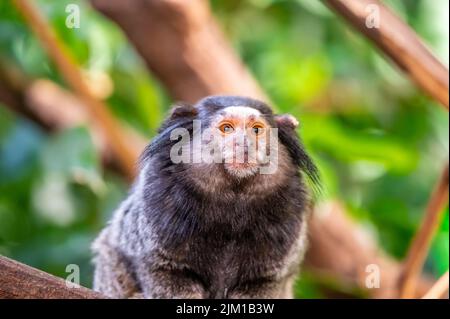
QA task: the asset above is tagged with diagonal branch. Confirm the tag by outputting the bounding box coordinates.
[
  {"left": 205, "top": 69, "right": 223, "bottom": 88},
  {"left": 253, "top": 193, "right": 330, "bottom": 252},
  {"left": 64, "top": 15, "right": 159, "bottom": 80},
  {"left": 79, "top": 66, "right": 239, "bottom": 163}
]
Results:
[
  {"left": 323, "top": 0, "right": 449, "bottom": 110},
  {"left": 90, "top": 0, "right": 269, "bottom": 104},
  {"left": 12, "top": 0, "right": 140, "bottom": 180},
  {"left": 0, "top": 60, "right": 146, "bottom": 174},
  {"left": 0, "top": 255, "right": 104, "bottom": 299},
  {"left": 399, "top": 165, "right": 449, "bottom": 298},
  {"left": 422, "top": 270, "right": 449, "bottom": 299},
  {"left": 307, "top": 201, "right": 433, "bottom": 298}
]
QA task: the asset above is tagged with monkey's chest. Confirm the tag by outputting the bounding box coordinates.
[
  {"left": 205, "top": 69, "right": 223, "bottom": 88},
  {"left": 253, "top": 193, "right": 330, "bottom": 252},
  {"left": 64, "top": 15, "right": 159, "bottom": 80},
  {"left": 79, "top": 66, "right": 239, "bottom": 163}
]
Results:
[{"left": 180, "top": 229, "right": 295, "bottom": 298}]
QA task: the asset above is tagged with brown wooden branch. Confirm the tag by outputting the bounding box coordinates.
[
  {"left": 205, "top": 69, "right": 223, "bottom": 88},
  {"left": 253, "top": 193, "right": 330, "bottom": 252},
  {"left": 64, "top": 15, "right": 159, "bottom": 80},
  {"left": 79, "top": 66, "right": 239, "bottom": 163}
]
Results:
[
  {"left": 0, "top": 255, "right": 104, "bottom": 299},
  {"left": 0, "top": 59, "right": 94, "bottom": 132},
  {"left": 90, "top": 0, "right": 269, "bottom": 104},
  {"left": 306, "top": 202, "right": 433, "bottom": 298},
  {"left": 0, "top": 61, "right": 146, "bottom": 173},
  {"left": 0, "top": 59, "right": 52, "bottom": 129},
  {"left": 422, "top": 270, "right": 449, "bottom": 299},
  {"left": 323, "top": 0, "right": 449, "bottom": 110},
  {"left": 12, "top": 0, "right": 139, "bottom": 180},
  {"left": 323, "top": 0, "right": 449, "bottom": 298},
  {"left": 399, "top": 165, "right": 449, "bottom": 298}
]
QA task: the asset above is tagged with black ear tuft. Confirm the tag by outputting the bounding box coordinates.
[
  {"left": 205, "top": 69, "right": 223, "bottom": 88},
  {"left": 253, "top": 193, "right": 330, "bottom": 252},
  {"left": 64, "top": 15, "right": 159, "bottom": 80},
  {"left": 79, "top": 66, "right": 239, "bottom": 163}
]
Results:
[
  {"left": 157, "top": 102, "right": 197, "bottom": 133},
  {"left": 276, "top": 114, "right": 321, "bottom": 191},
  {"left": 169, "top": 102, "right": 198, "bottom": 119},
  {"left": 275, "top": 114, "right": 299, "bottom": 129},
  {"left": 140, "top": 102, "right": 197, "bottom": 166}
]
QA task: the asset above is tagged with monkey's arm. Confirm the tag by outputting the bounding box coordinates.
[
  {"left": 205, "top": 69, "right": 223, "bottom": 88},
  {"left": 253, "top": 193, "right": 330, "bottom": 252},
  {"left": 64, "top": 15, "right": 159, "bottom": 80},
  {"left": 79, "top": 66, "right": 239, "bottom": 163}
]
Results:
[
  {"left": 134, "top": 255, "right": 205, "bottom": 299},
  {"left": 92, "top": 229, "right": 141, "bottom": 298},
  {"left": 227, "top": 273, "right": 296, "bottom": 299}
]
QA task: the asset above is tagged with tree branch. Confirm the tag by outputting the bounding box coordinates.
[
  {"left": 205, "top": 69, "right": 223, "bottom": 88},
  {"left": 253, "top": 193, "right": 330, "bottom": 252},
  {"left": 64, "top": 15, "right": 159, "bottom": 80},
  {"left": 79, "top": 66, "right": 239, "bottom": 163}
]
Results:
[
  {"left": 0, "top": 61, "right": 146, "bottom": 173},
  {"left": 0, "top": 59, "right": 52, "bottom": 130},
  {"left": 0, "top": 255, "right": 104, "bottom": 299},
  {"left": 399, "top": 165, "right": 449, "bottom": 298},
  {"left": 306, "top": 202, "right": 433, "bottom": 298},
  {"left": 12, "top": 0, "right": 140, "bottom": 180},
  {"left": 422, "top": 270, "right": 449, "bottom": 299},
  {"left": 90, "top": 0, "right": 269, "bottom": 104},
  {"left": 323, "top": 0, "right": 449, "bottom": 110}
]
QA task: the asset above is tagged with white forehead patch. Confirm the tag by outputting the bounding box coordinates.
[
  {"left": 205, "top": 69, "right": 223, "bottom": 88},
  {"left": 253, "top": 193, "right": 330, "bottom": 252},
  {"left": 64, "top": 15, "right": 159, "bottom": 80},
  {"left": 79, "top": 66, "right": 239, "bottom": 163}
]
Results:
[{"left": 222, "top": 106, "right": 261, "bottom": 118}]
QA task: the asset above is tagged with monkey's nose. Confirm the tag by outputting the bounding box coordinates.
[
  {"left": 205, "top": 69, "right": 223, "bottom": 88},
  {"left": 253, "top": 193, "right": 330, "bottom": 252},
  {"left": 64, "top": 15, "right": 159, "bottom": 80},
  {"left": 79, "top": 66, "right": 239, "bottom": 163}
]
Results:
[{"left": 234, "top": 142, "right": 249, "bottom": 154}]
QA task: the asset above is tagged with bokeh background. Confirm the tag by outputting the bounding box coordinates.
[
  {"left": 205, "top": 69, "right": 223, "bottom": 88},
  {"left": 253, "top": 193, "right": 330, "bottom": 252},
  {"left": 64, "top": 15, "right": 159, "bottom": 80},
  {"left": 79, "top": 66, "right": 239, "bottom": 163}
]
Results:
[{"left": 0, "top": 0, "right": 448, "bottom": 298}]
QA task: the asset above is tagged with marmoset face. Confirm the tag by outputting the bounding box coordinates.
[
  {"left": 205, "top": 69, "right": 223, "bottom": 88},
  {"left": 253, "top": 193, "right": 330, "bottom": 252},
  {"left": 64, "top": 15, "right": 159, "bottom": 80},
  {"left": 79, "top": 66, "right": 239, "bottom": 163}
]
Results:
[
  {"left": 206, "top": 106, "right": 276, "bottom": 178},
  {"left": 143, "top": 96, "right": 318, "bottom": 198}
]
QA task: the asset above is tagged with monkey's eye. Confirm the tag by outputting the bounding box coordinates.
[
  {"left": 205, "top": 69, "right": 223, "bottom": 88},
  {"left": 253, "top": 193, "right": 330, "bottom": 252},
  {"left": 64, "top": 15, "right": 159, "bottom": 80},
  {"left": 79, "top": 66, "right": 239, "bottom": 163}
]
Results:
[
  {"left": 219, "top": 123, "right": 234, "bottom": 134},
  {"left": 251, "top": 124, "right": 265, "bottom": 136}
]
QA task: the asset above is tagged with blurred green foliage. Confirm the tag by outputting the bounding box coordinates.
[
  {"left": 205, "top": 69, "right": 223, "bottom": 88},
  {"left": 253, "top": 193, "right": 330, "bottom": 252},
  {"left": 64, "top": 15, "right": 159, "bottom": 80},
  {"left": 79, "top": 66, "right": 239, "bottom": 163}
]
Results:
[{"left": 0, "top": 0, "right": 448, "bottom": 297}]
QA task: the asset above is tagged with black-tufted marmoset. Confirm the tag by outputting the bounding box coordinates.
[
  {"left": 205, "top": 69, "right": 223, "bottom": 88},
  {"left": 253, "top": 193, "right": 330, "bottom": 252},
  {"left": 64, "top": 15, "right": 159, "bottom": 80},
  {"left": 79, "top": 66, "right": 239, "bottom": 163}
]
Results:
[{"left": 92, "top": 96, "right": 319, "bottom": 299}]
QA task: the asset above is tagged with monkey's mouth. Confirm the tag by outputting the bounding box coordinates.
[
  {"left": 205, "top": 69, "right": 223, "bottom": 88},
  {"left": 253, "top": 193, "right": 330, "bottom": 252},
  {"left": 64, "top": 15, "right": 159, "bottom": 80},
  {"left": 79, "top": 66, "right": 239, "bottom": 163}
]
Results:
[
  {"left": 223, "top": 161, "right": 259, "bottom": 178},
  {"left": 226, "top": 162, "right": 257, "bottom": 169}
]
